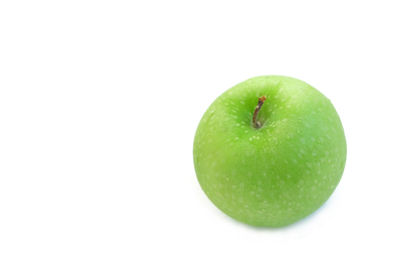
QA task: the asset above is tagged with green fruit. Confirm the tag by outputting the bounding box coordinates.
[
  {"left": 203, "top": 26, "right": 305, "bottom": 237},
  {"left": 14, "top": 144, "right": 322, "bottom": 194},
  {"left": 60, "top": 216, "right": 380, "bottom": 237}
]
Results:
[{"left": 193, "top": 76, "right": 346, "bottom": 227}]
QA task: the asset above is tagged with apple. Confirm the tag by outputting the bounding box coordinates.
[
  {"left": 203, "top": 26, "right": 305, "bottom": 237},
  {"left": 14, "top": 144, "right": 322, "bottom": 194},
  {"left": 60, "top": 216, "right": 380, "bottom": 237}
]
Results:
[{"left": 193, "top": 76, "right": 346, "bottom": 227}]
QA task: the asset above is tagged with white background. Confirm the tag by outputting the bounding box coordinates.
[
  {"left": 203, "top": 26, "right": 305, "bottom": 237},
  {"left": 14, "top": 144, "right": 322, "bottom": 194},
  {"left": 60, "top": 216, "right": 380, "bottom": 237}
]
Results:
[{"left": 1, "top": 1, "right": 399, "bottom": 266}]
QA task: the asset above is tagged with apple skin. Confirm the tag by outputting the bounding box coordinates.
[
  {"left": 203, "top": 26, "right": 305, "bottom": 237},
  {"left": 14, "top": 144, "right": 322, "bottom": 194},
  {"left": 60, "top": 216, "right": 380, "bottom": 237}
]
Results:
[{"left": 193, "top": 76, "right": 346, "bottom": 227}]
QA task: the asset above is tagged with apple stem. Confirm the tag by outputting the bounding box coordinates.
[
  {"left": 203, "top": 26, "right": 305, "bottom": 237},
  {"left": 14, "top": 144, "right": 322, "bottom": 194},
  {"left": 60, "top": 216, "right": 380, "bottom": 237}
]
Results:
[{"left": 252, "top": 96, "right": 267, "bottom": 129}]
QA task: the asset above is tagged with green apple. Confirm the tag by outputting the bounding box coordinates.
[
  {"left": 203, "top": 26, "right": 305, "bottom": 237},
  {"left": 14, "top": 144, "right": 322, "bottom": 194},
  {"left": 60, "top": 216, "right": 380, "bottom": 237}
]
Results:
[{"left": 193, "top": 76, "right": 346, "bottom": 227}]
